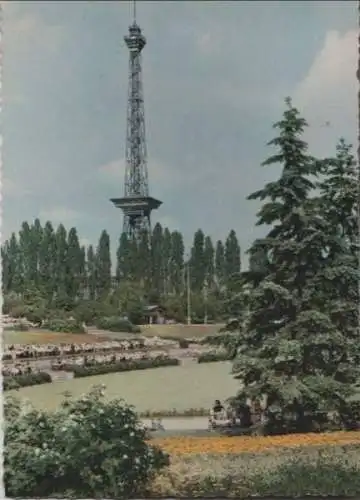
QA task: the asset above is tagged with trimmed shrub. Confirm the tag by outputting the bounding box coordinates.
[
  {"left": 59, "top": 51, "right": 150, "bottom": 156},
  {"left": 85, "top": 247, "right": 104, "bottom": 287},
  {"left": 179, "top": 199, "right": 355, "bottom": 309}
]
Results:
[
  {"left": 197, "top": 351, "right": 232, "bottom": 363},
  {"left": 95, "top": 316, "right": 141, "bottom": 333},
  {"left": 179, "top": 339, "right": 189, "bottom": 349},
  {"left": 3, "top": 371, "right": 51, "bottom": 391},
  {"left": 42, "top": 317, "right": 85, "bottom": 333},
  {"left": 4, "top": 386, "right": 169, "bottom": 497},
  {"left": 4, "top": 322, "right": 29, "bottom": 332},
  {"left": 61, "top": 357, "right": 180, "bottom": 378}
]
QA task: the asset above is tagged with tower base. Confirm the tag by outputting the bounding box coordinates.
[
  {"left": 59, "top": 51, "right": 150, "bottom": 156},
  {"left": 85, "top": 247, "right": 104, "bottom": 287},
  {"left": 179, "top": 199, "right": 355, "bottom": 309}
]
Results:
[{"left": 110, "top": 195, "right": 162, "bottom": 240}]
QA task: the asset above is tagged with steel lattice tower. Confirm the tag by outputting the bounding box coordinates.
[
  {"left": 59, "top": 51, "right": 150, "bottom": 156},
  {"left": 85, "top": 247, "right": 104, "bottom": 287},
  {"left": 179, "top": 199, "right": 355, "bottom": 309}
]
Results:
[{"left": 111, "top": 3, "right": 162, "bottom": 241}]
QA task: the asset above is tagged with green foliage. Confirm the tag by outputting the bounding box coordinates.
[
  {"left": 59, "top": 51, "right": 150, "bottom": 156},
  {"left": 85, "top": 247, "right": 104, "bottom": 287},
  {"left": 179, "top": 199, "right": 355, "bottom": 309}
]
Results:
[
  {"left": 4, "top": 386, "right": 169, "bottom": 497},
  {"left": 95, "top": 316, "right": 141, "bottom": 333},
  {"left": 197, "top": 352, "right": 233, "bottom": 363},
  {"left": 228, "top": 98, "right": 359, "bottom": 432},
  {"left": 69, "top": 357, "right": 180, "bottom": 378},
  {"left": 4, "top": 322, "right": 29, "bottom": 332},
  {"left": 252, "top": 453, "right": 360, "bottom": 497},
  {"left": 95, "top": 230, "right": 112, "bottom": 298},
  {"left": 150, "top": 445, "right": 360, "bottom": 497},
  {"left": 42, "top": 317, "right": 85, "bottom": 333},
  {"left": 2, "top": 217, "right": 243, "bottom": 324},
  {"left": 3, "top": 372, "right": 51, "bottom": 391}
]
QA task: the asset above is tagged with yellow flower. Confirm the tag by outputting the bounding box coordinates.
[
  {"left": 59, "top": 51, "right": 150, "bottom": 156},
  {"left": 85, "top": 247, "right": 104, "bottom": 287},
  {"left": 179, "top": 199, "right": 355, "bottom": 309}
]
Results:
[{"left": 151, "top": 432, "right": 360, "bottom": 455}]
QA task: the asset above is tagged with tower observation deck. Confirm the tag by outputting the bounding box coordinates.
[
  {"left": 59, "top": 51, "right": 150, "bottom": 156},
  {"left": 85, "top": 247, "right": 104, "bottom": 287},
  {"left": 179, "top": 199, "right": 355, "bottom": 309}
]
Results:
[{"left": 110, "top": 5, "right": 162, "bottom": 240}]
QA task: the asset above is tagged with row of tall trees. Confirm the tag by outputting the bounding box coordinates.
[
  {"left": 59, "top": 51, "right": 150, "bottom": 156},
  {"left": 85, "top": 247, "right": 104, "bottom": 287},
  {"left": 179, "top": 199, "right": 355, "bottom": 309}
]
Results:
[
  {"left": 226, "top": 98, "right": 359, "bottom": 430},
  {"left": 2, "top": 221, "right": 241, "bottom": 320}
]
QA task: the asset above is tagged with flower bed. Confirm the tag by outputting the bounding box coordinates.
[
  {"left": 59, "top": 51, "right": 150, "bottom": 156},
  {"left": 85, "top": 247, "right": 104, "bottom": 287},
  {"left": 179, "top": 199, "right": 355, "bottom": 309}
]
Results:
[
  {"left": 71, "top": 356, "right": 180, "bottom": 378},
  {"left": 148, "top": 444, "right": 360, "bottom": 497},
  {"left": 3, "top": 371, "right": 52, "bottom": 391},
  {"left": 151, "top": 431, "right": 360, "bottom": 456}
]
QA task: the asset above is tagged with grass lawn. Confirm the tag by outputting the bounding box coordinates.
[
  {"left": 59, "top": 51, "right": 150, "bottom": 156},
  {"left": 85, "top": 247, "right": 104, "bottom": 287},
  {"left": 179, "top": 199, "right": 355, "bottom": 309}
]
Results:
[
  {"left": 141, "top": 323, "right": 224, "bottom": 339},
  {"left": 3, "top": 329, "right": 111, "bottom": 345},
  {"left": 3, "top": 324, "right": 224, "bottom": 345},
  {"left": 7, "top": 360, "right": 238, "bottom": 412}
]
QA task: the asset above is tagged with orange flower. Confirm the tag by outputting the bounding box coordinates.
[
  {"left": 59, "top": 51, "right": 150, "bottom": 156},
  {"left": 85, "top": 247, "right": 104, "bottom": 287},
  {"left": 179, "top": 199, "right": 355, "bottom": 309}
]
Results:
[{"left": 151, "top": 431, "right": 360, "bottom": 455}]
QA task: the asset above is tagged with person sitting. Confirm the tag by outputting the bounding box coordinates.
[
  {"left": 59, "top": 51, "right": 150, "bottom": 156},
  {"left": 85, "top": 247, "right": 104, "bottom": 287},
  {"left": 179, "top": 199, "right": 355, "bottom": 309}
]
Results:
[
  {"left": 213, "top": 399, "right": 224, "bottom": 413},
  {"left": 210, "top": 400, "right": 227, "bottom": 422}
]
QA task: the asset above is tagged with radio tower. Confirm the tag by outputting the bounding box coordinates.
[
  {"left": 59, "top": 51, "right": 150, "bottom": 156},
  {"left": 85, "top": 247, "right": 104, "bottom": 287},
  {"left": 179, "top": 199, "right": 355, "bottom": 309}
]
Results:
[{"left": 110, "top": 0, "right": 162, "bottom": 241}]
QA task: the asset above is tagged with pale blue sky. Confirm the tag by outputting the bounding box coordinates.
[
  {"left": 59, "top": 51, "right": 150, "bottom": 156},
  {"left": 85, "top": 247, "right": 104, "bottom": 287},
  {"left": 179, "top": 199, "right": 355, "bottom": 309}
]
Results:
[{"left": 3, "top": 1, "right": 357, "bottom": 264}]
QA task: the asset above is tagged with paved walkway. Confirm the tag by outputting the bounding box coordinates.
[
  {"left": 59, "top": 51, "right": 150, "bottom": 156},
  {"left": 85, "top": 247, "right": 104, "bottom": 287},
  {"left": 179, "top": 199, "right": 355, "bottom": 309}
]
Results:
[{"left": 141, "top": 416, "right": 209, "bottom": 431}]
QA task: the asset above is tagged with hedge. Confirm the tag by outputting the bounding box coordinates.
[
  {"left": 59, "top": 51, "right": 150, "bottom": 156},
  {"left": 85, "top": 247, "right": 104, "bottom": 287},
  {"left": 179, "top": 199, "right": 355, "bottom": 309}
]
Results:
[
  {"left": 197, "top": 351, "right": 233, "bottom": 363},
  {"left": 95, "top": 316, "right": 141, "bottom": 333},
  {"left": 41, "top": 317, "right": 85, "bottom": 333},
  {"left": 65, "top": 357, "right": 180, "bottom": 378},
  {"left": 3, "top": 371, "right": 52, "bottom": 391}
]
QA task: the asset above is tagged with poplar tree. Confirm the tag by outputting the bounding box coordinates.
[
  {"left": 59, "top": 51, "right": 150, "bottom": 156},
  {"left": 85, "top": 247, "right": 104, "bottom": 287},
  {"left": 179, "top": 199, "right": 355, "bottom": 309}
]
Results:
[
  {"left": 86, "top": 245, "right": 97, "bottom": 301},
  {"left": 169, "top": 230, "right": 185, "bottom": 294},
  {"left": 190, "top": 229, "right": 205, "bottom": 291},
  {"left": 215, "top": 240, "right": 225, "bottom": 289},
  {"left": 95, "top": 230, "right": 112, "bottom": 298}
]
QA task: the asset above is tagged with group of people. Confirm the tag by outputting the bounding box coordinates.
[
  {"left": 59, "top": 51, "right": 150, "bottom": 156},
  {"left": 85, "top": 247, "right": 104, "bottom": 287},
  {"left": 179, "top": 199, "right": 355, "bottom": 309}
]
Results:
[{"left": 209, "top": 399, "right": 255, "bottom": 428}]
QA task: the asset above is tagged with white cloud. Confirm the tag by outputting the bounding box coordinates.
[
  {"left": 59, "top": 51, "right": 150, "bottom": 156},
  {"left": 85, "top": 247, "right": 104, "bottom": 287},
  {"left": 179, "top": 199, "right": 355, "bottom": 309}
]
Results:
[
  {"left": 294, "top": 29, "right": 357, "bottom": 154},
  {"left": 4, "top": 5, "right": 66, "bottom": 55},
  {"left": 38, "top": 207, "right": 83, "bottom": 224},
  {"left": 2, "top": 178, "right": 31, "bottom": 198}
]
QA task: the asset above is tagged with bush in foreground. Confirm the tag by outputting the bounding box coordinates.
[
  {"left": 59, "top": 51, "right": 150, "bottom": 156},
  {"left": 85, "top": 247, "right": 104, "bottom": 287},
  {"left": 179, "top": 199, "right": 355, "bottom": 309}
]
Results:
[
  {"left": 4, "top": 386, "right": 169, "bottom": 498},
  {"left": 70, "top": 357, "right": 180, "bottom": 378},
  {"left": 3, "top": 372, "right": 51, "bottom": 391}
]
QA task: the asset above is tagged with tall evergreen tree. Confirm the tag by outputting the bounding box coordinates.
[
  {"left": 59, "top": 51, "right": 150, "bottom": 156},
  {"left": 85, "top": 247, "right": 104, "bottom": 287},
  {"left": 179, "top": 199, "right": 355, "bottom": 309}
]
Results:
[
  {"left": 151, "top": 223, "right": 163, "bottom": 297},
  {"left": 2, "top": 233, "right": 22, "bottom": 293},
  {"left": 313, "top": 139, "right": 359, "bottom": 341},
  {"left": 162, "top": 228, "right": 172, "bottom": 296},
  {"left": 54, "top": 224, "right": 68, "bottom": 300},
  {"left": 318, "top": 138, "right": 358, "bottom": 253},
  {"left": 66, "top": 227, "right": 82, "bottom": 302},
  {"left": 137, "top": 230, "right": 151, "bottom": 292},
  {"left": 30, "top": 218, "right": 43, "bottom": 286},
  {"left": 232, "top": 98, "right": 359, "bottom": 428},
  {"left": 39, "top": 221, "right": 56, "bottom": 298},
  {"left": 190, "top": 229, "right": 205, "bottom": 291},
  {"left": 215, "top": 240, "right": 225, "bottom": 289},
  {"left": 18, "top": 221, "right": 33, "bottom": 290},
  {"left": 78, "top": 246, "right": 87, "bottom": 300},
  {"left": 87, "top": 245, "right": 97, "bottom": 301},
  {"left": 169, "top": 230, "right": 185, "bottom": 294},
  {"left": 224, "top": 230, "right": 241, "bottom": 286},
  {"left": 203, "top": 235, "right": 215, "bottom": 287},
  {"left": 95, "top": 230, "right": 112, "bottom": 298}
]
